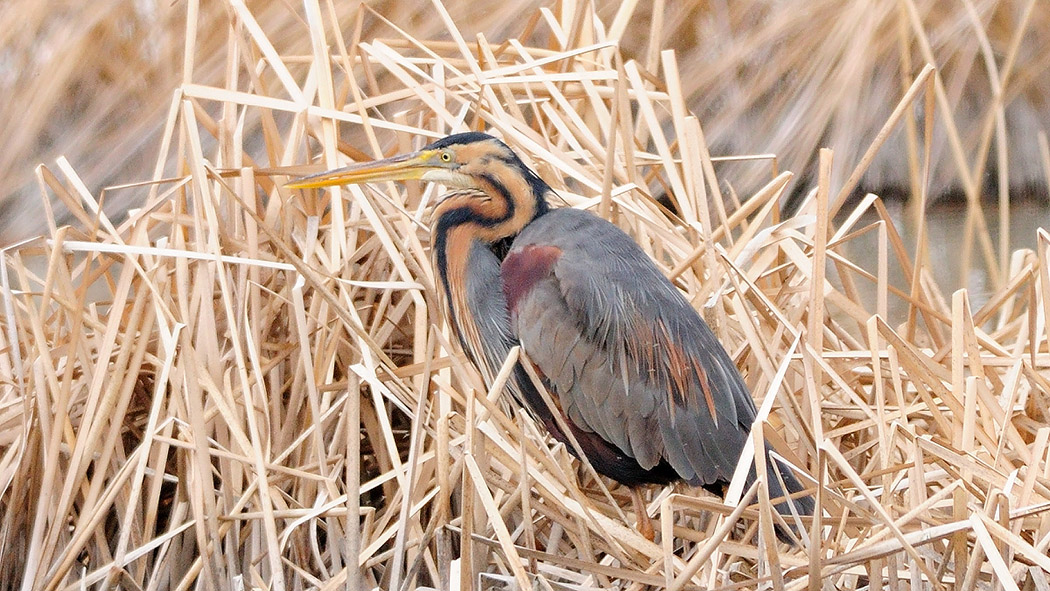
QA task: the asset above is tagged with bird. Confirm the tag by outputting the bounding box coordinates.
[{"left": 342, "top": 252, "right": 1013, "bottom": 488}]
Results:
[{"left": 288, "top": 131, "right": 814, "bottom": 542}]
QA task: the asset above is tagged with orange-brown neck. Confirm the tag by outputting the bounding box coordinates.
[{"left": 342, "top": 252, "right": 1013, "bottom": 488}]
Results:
[
  {"left": 432, "top": 139, "right": 550, "bottom": 242},
  {"left": 431, "top": 183, "right": 543, "bottom": 336},
  {"left": 431, "top": 152, "right": 549, "bottom": 359}
]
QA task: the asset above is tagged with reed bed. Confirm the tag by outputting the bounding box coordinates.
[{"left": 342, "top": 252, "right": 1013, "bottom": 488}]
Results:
[
  {"left": 5, "top": 1, "right": 1049, "bottom": 245},
  {"left": 2, "top": 2, "right": 1049, "bottom": 590}
]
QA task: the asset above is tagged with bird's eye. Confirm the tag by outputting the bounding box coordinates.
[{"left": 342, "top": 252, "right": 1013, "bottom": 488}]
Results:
[{"left": 440, "top": 152, "right": 452, "bottom": 162}]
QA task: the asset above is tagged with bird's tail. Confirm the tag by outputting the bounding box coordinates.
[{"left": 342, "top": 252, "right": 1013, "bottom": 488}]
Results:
[{"left": 747, "top": 447, "right": 814, "bottom": 544}]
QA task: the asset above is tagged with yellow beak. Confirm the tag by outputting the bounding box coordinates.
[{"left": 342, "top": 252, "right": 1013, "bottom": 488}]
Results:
[{"left": 286, "top": 150, "right": 443, "bottom": 189}]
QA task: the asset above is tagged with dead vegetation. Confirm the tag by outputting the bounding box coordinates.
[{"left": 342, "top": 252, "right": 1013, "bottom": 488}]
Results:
[{"left": 1, "top": 1, "right": 1050, "bottom": 590}]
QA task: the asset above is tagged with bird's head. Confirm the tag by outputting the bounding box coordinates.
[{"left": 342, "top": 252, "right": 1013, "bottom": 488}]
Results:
[{"left": 288, "top": 132, "right": 551, "bottom": 243}]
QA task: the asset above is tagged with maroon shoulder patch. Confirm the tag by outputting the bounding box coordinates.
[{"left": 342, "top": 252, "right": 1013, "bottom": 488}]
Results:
[{"left": 501, "top": 244, "right": 562, "bottom": 314}]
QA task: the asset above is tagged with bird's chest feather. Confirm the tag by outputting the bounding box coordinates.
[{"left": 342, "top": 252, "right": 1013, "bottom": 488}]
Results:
[
  {"left": 435, "top": 227, "right": 517, "bottom": 383},
  {"left": 501, "top": 244, "right": 563, "bottom": 319}
]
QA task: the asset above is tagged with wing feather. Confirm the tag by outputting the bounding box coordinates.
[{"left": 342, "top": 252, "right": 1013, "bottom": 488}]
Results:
[{"left": 505, "top": 208, "right": 756, "bottom": 487}]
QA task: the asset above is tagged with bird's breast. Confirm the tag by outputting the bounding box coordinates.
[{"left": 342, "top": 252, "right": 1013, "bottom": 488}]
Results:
[
  {"left": 501, "top": 244, "right": 562, "bottom": 317},
  {"left": 433, "top": 224, "right": 519, "bottom": 385}
]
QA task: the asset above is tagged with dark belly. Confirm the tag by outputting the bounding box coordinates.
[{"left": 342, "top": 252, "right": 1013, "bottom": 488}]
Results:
[{"left": 512, "top": 363, "right": 685, "bottom": 488}]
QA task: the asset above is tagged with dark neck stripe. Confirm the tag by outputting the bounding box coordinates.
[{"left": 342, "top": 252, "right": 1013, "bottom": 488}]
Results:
[
  {"left": 476, "top": 172, "right": 517, "bottom": 220},
  {"left": 432, "top": 216, "right": 461, "bottom": 336}
]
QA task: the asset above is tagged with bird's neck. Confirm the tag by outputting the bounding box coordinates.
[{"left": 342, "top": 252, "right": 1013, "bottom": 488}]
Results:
[
  {"left": 431, "top": 188, "right": 544, "bottom": 324},
  {"left": 432, "top": 182, "right": 549, "bottom": 248},
  {"left": 431, "top": 170, "right": 551, "bottom": 308},
  {"left": 432, "top": 199, "right": 537, "bottom": 293},
  {"left": 431, "top": 222, "right": 513, "bottom": 384}
]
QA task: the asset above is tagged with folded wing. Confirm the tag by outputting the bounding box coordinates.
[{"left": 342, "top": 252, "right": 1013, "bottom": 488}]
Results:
[{"left": 502, "top": 208, "right": 758, "bottom": 488}]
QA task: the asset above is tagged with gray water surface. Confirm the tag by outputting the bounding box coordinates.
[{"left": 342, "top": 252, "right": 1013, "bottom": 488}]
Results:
[{"left": 835, "top": 198, "right": 1049, "bottom": 327}]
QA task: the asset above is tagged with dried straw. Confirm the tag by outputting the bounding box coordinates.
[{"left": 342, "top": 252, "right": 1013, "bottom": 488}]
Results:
[{"left": 1, "top": 2, "right": 1049, "bottom": 590}]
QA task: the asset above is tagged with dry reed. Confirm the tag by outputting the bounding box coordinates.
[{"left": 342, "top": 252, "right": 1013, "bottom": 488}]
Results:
[{"left": 1, "top": 1, "right": 1049, "bottom": 590}]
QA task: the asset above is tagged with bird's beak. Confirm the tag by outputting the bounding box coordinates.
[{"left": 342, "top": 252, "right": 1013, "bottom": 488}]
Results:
[{"left": 286, "top": 150, "right": 442, "bottom": 189}]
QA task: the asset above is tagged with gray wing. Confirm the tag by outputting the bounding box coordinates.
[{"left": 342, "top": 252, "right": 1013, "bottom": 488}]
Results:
[{"left": 503, "top": 208, "right": 757, "bottom": 487}]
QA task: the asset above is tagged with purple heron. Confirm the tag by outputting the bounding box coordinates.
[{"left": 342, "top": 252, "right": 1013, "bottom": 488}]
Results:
[{"left": 289, "top": 132, "right": 814, "bottom": 542}]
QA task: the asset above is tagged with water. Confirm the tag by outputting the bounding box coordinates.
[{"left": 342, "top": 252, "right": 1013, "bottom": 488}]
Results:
[{"left": 834, "top": 197, "right": 1049, "bottom": 326}]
